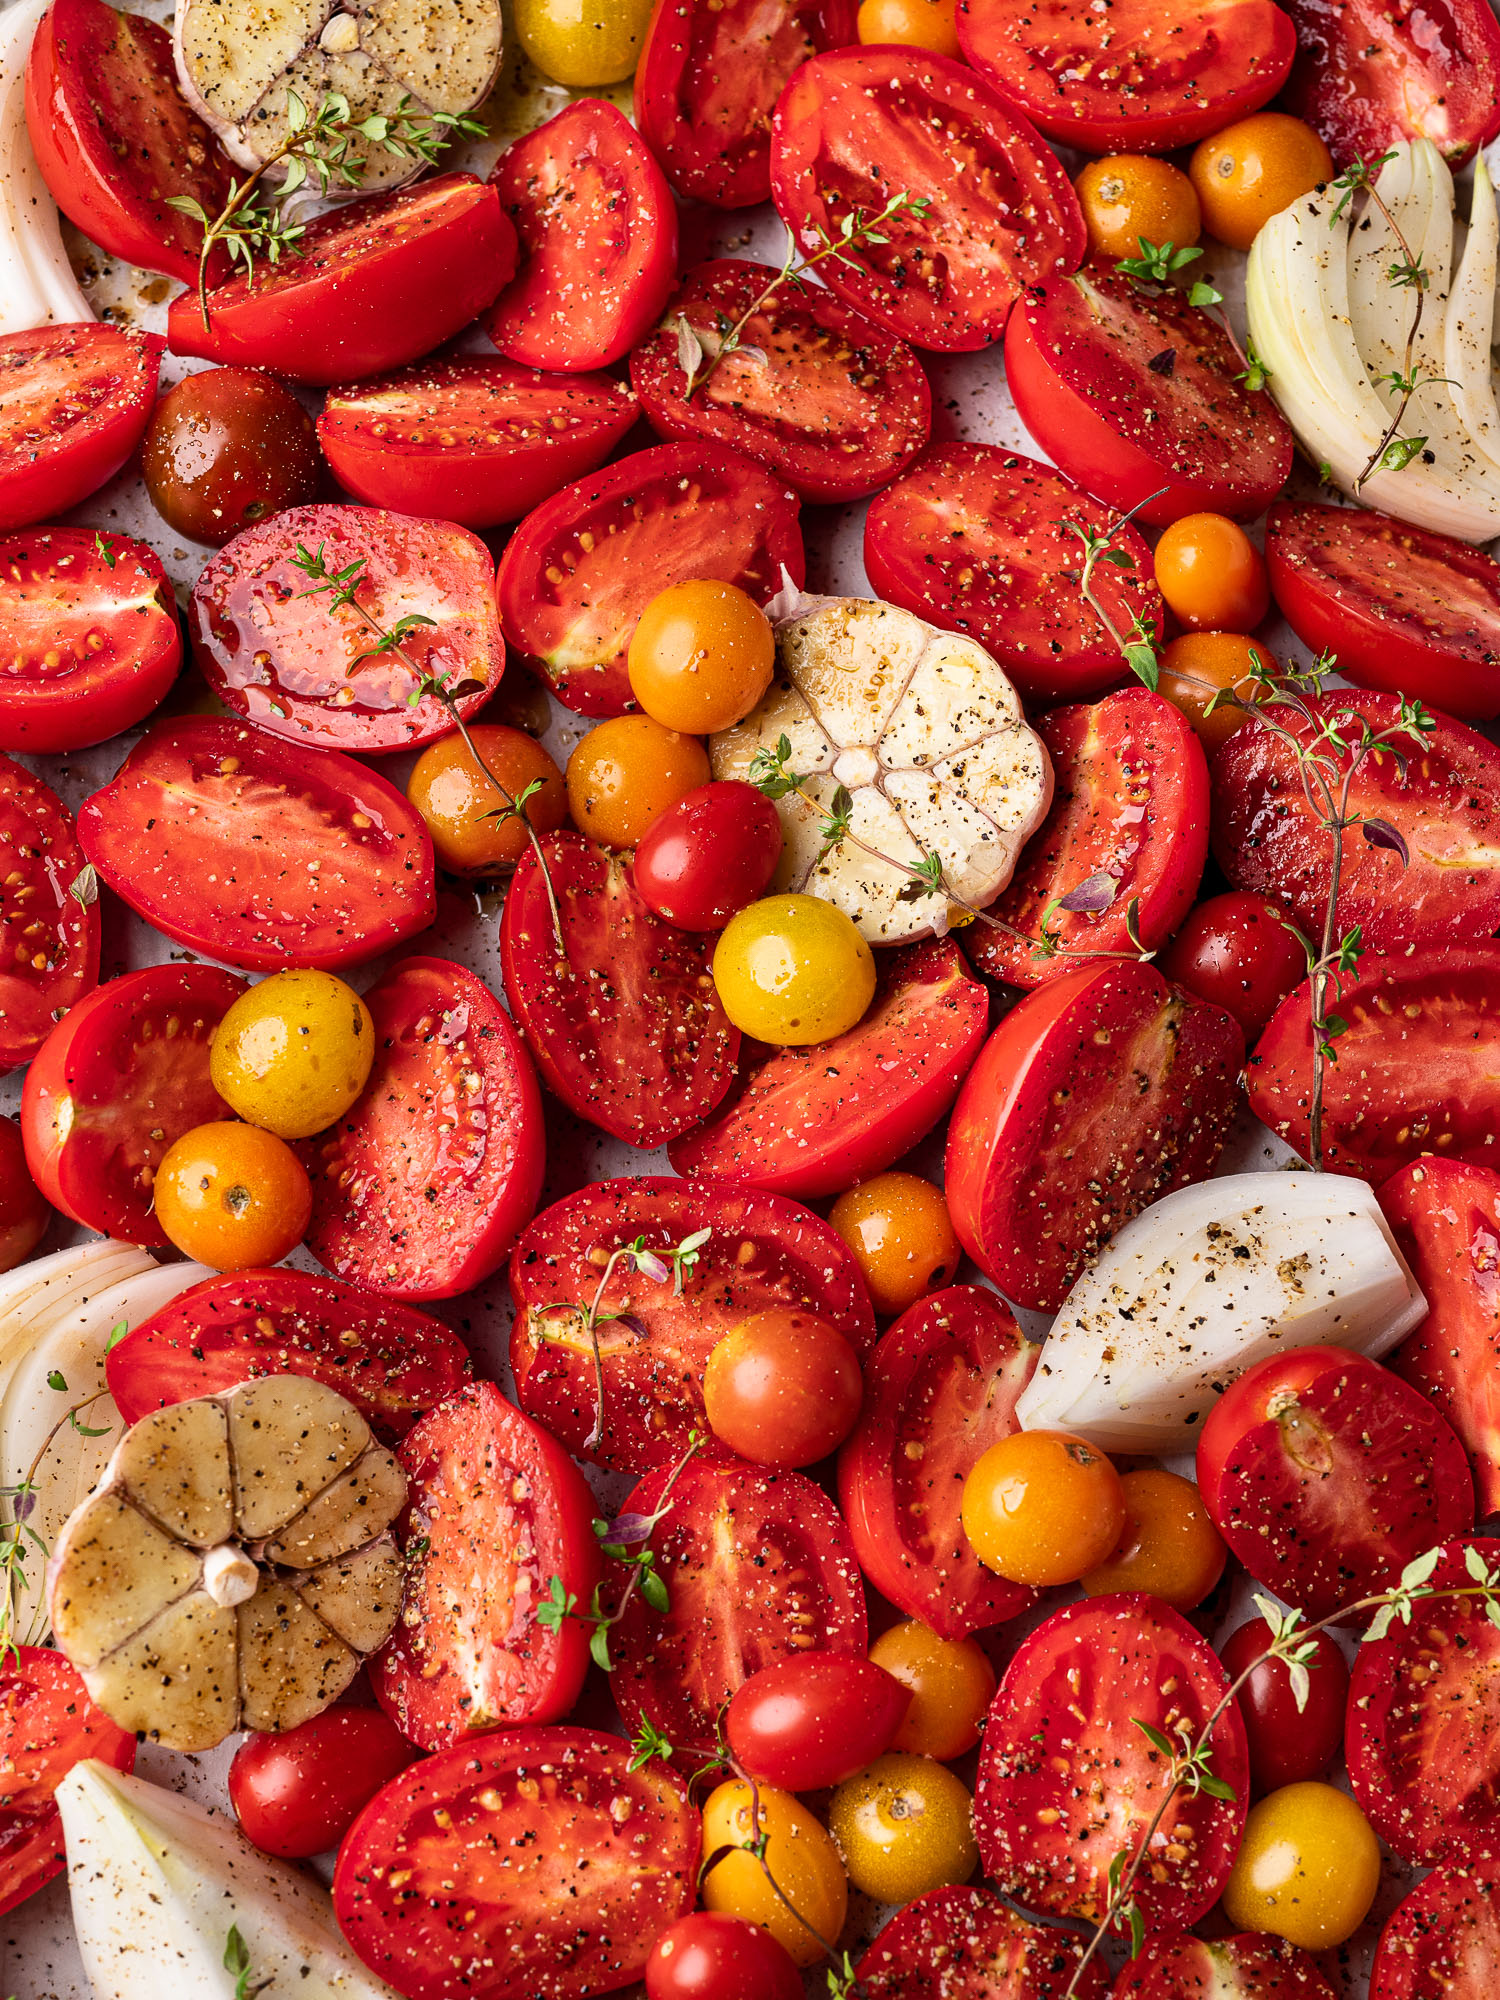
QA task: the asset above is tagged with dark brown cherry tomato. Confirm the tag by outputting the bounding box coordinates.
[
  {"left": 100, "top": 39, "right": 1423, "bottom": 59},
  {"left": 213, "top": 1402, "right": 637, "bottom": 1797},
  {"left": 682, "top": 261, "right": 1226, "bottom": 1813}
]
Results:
[
  {"left": 1159, "top": 890, "right": 1307, "bottom": 1038},
  {"left": 631, "top": 782, "right": 783, "bottom": 931},
  {"left": 1219, "top": 1617, "right": 1349, "bottom": 1797},
  {"left": 647, "top": 1913, "right": 802, "bottom": 2000},
  {"left": 142, "top": 367, "right": 320, "bottom": 546},
  {"left": 725, "top": 1655, "right": 911, "bottom": 1792},
  {"left": 0, "top": 1114, "right": 48, "bottom": 1272},
  {"left": 228, "top": 1706, "right": 419, "bottom": 1858}
]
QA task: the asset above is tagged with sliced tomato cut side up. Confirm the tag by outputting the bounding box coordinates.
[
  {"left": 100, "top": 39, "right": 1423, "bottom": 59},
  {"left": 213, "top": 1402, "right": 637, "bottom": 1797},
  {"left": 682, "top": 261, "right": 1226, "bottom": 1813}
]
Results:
[
  {"left": 501, "top": 831, "right": 739, "bottom": 1149},
  {"left": 1246, "top": 945, "right": 1500, "bottom": 1181},
  {"left": 106, "top": 1266, "right": 471, "bottom": 1438},
  {"left": 770, "top": 46, "right": 1085, "bottom": 353},
  {"left": 303, "top": 957, "right": 545, "bottom": 1302},
  {"left": 370, "top": 1381, "right": 600, "bottom": 1751},
  {"left": 1370, "top": 1860, "right": 1500, "bottom": 1999},
  {"left": 78, "top": 716, "right": 436, "bottom": 972},
  {"left": 0, "top": 1645, "right": 135, "bottom": 1918},
  {"left": 189, "top": 503, "right": 506, "bottom": 754},
  {"left": 631, "top": 258, "right": 932, "bottom": 504},
  {"left": 484, "top": 97, "right": 678, "bottom": 370},
  {"left": 1281, "top": 0, "right": 1500, "bottom": 167},
  {"left": 496, "top": 441, "right": 804, "bottom": 717},
  {"left": 974, "top": 1595, "right": 1248, "bottom": 1931},
  {"left": 967, "top": 687, "right": 1209, "bottom": 988},
  {"left": 945, "top": 959, "right": 1244, "bottom": 1311},
  {"left": 0, "top": 753, "right": 100, "bottom": 1073},
  {"left": 837, "top": 1286, "right": 1040, "bottom": 1640},
  {"left": 0, "top": 324, "right": 162, "bottom": 535},
  {"left": 1005, "top": 269, "right": 1293, "bottom": 525},
  {"left": 333, "top": 1725, "right": 700, "bottom": 2000},
  {"left": 863, "top": 443, "right": 1164, "bottom": 706},
  {"left": 510, "top": 1176, "right": 875, "bottom": 1471},
  {"left": 856, "top": 1886, "right": 1108, "bottom": 1999},
  {"left": 1115, "top": 1931, "right": 1338, "bottom": 1997},
  {"left": 608, "top": 1451, "right": 867, "bottom": 1765}
]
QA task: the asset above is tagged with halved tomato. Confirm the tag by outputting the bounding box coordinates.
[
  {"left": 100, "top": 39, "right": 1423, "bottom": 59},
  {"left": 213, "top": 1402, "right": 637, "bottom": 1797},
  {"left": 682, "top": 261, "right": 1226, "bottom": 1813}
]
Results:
[
  {"left": 21, "top": 963, "right": 244, "bottom": 1247},
  {"left": 966, "top": 687, "right": 1209, "bottom": 988},
  {"left": 303, "top": 957, "right": 544, "bottom": 1301},
  {"left": 0, "top": 526, "right": 181, "bottom": 752},
  {"left": 1115, "top": 1933, "right": 1337, "bottom": 1998},
  {"left": 1282, "top": 0, "right": 1500, "bottom": 166},
  {"left": 78, "top": 716, "right": 436, "bottom": 971},
  {"left": 106, "top": 1266, "right": 472, "bottom": 1437},
  {"left": 975, "top": 1595, "right": 1248, "bottom": 1931},
  {"left": 1005, "top": 269, "right": 1294, "bottom": 525},
  {"left": 333, "top": 1726, "right": 699, "bottom": 2000},
  {"left": 495, "top": 441, "right": 804, "bottom": 717},
  {"left": 856, "top": 1887, "right": 1108, "bottom": 1999},
  {"left": 1196, "top": 1344, "right": 1474, "bottom": 1622},
  {"left": 1246, "top": 945, "right": 1500, "bottom": 1181},
  {"left": 957, "top": 0, "right": 1295, "bottom": 152},
  {"left": 509, "top": 1176, "right": 875, "bottom": 1470},
  {"left": 770, "top": 46, "right": 1085, "bottom": 353},
  {"left": 484, "top": 97, "right": 677, "bottom": 370},
  {"left": 500, "top": 832, "right": 739, "bottom": 1150},
  {"left": 945, "top": 959, "right": 1243, "bottom": 1311},
  {"left": 631, "top": 258, "right": 931, "bottom": 504},
  {"left": 837, "top": 1285, "right": 1040, "bottom": 1640},
  {"left": 370, "top": 1382, "right": 599, "bottom": 1752},
  {"left": 863, "top": 443, "right": 1163, "bottom": 705},
  {"left": 0, "top": 324, "right": 162, "bottom": 533},
  {"left": 0, "top": 1646, "right": 135, "bottom": 1918},
  {"left": 318, "top": 360, "right": 639, "bottom": 529},
  {"left": 669, "top": 939, "right": 987, "bottom": 1202},
  {"left": 0, "top": 753, "right": 99, "bottom": 1072},
  {"left": 608, "top": 1451, "right": 866, "bottom": 1765},
  {"left": 167, "top": 174, "right": 517, "bottom": 385},
  {"left": 1371, "top": 1861, "right": 1500, "bottom": 1999},
  {"left": 189, "top": 503, "right": 505, "bottom": 754}
]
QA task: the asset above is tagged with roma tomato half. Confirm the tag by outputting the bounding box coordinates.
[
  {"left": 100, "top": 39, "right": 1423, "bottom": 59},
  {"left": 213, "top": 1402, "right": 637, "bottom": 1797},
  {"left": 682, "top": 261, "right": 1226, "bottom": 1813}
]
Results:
[
  {"left": 1281, "top": 0, "right": 1500, "bottom": 166},
  {"left": 856, "top": 1886, "right": 1108, "bottom": 1999},
  {"left": 1370, "top": 1860, "right": 1500, "bottom": 2000},
  {"left": 0, "top": 324, "right": 162, "bottom": 533},
  {"left": 1113, "top": 1931, "right": 1337, "bottom": 1998},
  {"left": 0, "top": 753, "right": 99, "bottom": 1072},
  {"left": 0, "top": 1646, "right": 135, "bottom": 1918},
  {"left": 0, "top": 1116, "right": 48, "bottom": 1273}
]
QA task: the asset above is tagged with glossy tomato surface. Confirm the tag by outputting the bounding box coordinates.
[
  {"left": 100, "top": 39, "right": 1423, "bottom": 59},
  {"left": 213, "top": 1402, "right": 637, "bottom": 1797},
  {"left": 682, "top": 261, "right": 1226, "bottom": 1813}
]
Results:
[
  {"left": 0, "top": 753, "right": 99, "bottom": 1073},
  {"left": 1114, "top": 1932, "right": 1337, "bottom": 1997},
  {"left": 0, "top": 324, "right": 162, "bottom": 533},
  {"left": 725, "top": 1654, "right": 909, "bottom": 1791},
  {"left": 1281, "top": 0, "right": 1500, "bottom": 165},
  {"left": 646, "top": 1913, "right": 802, "bottom": 2000},
  {"left": 857, "top": 1886, "right": 1108, "bottom": 1998},
  {"left": 1218, "top": 1616, "right": 1349, "bottom": 1795},
  {"left": 142, "top": 366, "right": 321, "bottom": 546},
  {"left": 1158, "top": 889, "right": 1307, "bottom": 1039},
  {"left": 1370, "top": 1860, "right": 1500, "bottom": 2000},
  {"left": 229, "top": 1706, "right": 418, "bottom": 1859},
  {"left": 631, "top": 781, "right": 784, "bottom": 932},
  {"left": 0, "top": 1647, "right": 135, "bottom": 1917}
]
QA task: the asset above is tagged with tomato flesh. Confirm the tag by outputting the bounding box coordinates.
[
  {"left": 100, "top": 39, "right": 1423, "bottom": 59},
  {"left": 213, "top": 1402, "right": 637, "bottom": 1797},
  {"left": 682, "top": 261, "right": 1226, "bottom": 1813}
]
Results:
[
  {"left": 0, "top": 1646, "right": 135, "bottom": 1918},
  {"left": 855, "top": 1886, "right": 1109, "bottom": 1998},
  {"left": 1115, "top": 1931, "right": 1338, "bottom": 1997},
  {"left": 1371, "top": 1860, "right": 1500, "bottom": 2000},
  {"left": 0, "top": 324, "right": 162, "bottom": 534},
  {"left": 1281, "top": 0, "right": 1500, "bottom": 166},
  {"left": 229, "top": 1707, "right": 419, "bottom": 1860},
  {"left": 0, "top": 752, "right": 100, "bottom": 1071}
]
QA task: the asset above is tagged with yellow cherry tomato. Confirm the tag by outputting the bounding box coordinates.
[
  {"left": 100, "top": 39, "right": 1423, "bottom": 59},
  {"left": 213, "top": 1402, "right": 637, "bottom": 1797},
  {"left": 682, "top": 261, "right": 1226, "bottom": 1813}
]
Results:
[
  {"left": 209, "top": 970, "right": 374, "bottom": 1141},
  {"left": 1190, "top": 113, "right": 1334, "bottom": 253},
  {"left": 1075, "top": 155, "right": 1201, "bottom": 264},
  {"left": 628, "top": 580, "right": 775, "bottom": 735},
  {"left": 1222, "top": 1782, "right": 1381, "bottom": 1949},
  {"left": 828, "top": 1172, "right": 960, "bottom": 1317},
  {"left": 1079, "top": 1468, "right": 1228, "bottom": 1610},
  {"left": 856, "top": 0, "right": 960, "bottom": 56},
  {"left": 960, "top": 1430, "right": 1127, "bottom": 1588},
  {"left": 712, "top": 893, "right": 875, "bottom": 1045},
  {"left": 869, "top": 1621, "right": 996, "bottom": 1763},
  {"left": 700, "top": 1780, "right": 848, "bottom": 1968},
  {"left": 565, "top": 716, "right": 711, "bottom": 850},
  {"left": 1156, "top": 631, "right": 1275, "bottom": 754},
  {"left": 513, "top": 0, "right": 653, "bottom": 85},
  {"left": 827, "top": 1753, "right": 978, "bottom": 1905},
  {"left": 1154, "top": 514, "right": 1269, "bottom": 632},
  {"left": 153, "top": 1121, "right": 312, "bottom": 1271},
  {"left": 406, "top": 725, "right": 567, "bottom": 877}
]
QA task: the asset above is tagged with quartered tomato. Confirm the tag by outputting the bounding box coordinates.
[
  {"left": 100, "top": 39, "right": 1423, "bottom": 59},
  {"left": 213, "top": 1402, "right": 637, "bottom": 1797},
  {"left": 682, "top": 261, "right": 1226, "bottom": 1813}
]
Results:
[
  {"left": 1218, "top": 1617, "right": 1349, "bottom": 1795},
  {"left": 318, "top": 360, "right": 638, "bottom": 530},
  {"left": 1246, "top": 945, "right": 1500, "bottom": 1181},
  {"left": 0, "top": 754, "right": 99, "bottom": 1073},
  {"left": 966, "top": 687, "right": 1209, "bottom": 987},
  {"left": 1157, "top": 890, "right": 1307, "bottom": 1039},
  {"left": 838, "top": 1286, "right": 1040, "bottom": 1639},
  {"left": 303, "top": 958, "right": 544, "bottom": 1301},
  {"left": 0, "top": 1646, "right": 135, "bottom": 1918},
  {"left": 632, "top": 259, "right": 932, "bottom": 503},
  {"left": 229, "top": 1706, "right": 419, "bottom": 1860},
  {"left": 770, "top": 46, "right": 1086, "bottom": 352},
  {"left": 334, "top": 1726, "right": 700, "bottom": 2000},
  {"left": 863, "top": 443, "right": 1163, "bottom": 705},
  {"left": 1267, "top": 502, "right": 1500, "bottom": 721},
  {"left": 608, "top": 1452, "right": 867, "bottom": 1765},
  {"left": 106, "top": 1266, "right": 471, "bottom": 1437},
  {"left": 1211, "top": 692, "right": 1500, "bottom": 952},
  {"left": 78, "top": 716, "right": 436, "bottom": 971},
  {"left": 856, "top": 1887, "right": 1108, "bottom": 1999},
  {"left": 20, "top": 963, "right": 244, "bottom": 1246},
  {"left": 1114, "top": 1933, "right": 1337, "bottom": 1998},
  {"left": 371, "top": 1382, "right": 599, "bottom": 1751},
  {"left": 0, "top": 324, "right": 162, "bottom": 533},
  {"left": 637, "top": 0, "right": 857, "bottom": 208},
  {"left": 1005, "top": 269, "right": 1293, "bottom": 525},
  {"left": 975, "top": 1595, "right": 1248, "bottom": 1930},
  {"left": 509, "top": 1176, "right": 875, "bottom": 1470},
  {"left": 946, "top": 959, "right": 1243, "bottom": 1311},
  {"left": 670, "top": 940, "right": 987, "bottom": 1202},
  {"left": 1371, "top": 1861, "right": 1500, "bottom": 2000},
  {"left": 167, "top": 174, "right": 517, "bottom": 386},
  {"left": 1281, "top": 0, "right": 1500, "bottom": 166},
  {"left": 956, "top": 0, "right": 1295, "bottom": 152},
  {"left": 1197, "top": 1345, "right": 1474, "bottom": 1621},
  {"left": 501, "top": 832, "right": 739, "bottom": 1150},
  {"left": 189, "top": 504, "right": 505, "bottom": 754},
  {"left": 484, "top": 98, "right": 677, "bottom": 370},
  {"left": 496, "top": 442, "right": 804, "bottom": 717}
]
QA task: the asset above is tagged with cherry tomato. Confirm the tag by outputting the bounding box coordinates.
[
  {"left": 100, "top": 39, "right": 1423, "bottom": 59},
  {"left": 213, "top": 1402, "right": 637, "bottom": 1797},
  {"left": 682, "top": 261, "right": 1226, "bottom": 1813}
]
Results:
[
  {"left": 961, "top": 1430, "right": 1126, "bottom": 1588},
  {"left": 406, "top": 726, "right": 568, "bottom": 877},
  {"left": 1189, "top": 113, "right": 1333, "bottom": 253},
  {"left": 1159, "top": 890, "right": 1306, "bottom": 1038},
  {"left": 1075, "top": 156, "right": 1201, "bottom": 263},
  {"left": 1079, "top": 1468, "right": 1226, "bottom": 1610},
  {"left": 704, "top": 1308, "right": 863, "bottom": 1466},
  {"left": 713, "top": 894, "right": 876, "bottom": 1045},
  {"left": 631, "top": 782, "right": 783, "bottom": 931},
  {"left": 828, "top": 1174, "right": 960, "bottom": 1319},
  {"left": 142, "top": 368, "right": 319, "bottom": 546},
  {"left": 869, "top": 1622, "right": 995, "bottom": 1763},
  {"left": 1155, "top": 515, "right": 1269, "bottom": 631},
  {"left": 725, "top": 1655, "right": 911, "bottom": 1791},
  {"left": 628, "top": 581, "right": 775, "bottom": 734},
  {"left": 0, "top": 1115, "right": 48, "bottom": 1273},
  {"left": 1155, "top": 631, "right": 1274, "bottom": 752},
  {"left": 857, "top": 0, "right": 959, "bottom": 50},
  {"left": 153, "top": 1121, "right": 312, "bottom": 1271},
  {"left": 646, "top": 1914, "right": 801, "bottom": 2000},
  {"left": 514, "top": 0, "right": 653, "bottom": 83},
  {"left": 1222, "top": 1783, "right": 1381, "bottom": 1949},
  {"left": 566, "top": 717, "right": 711, "bottom": 849},
  {"left": 229, "top": 1706, "right": 418, "bottom": 1859},
  {"left": 0, "top": 323, "right": 162, "bottom": 534},
  {"left": 1219, "top": 1616, "right": 1348, "bottom": 1796},
  {"left": 700, "top": 1780, "right": 848, "bottom": 1968},
  {"left": 209, "top": 970, "right": 374, "bottom": 1141},
  {"left": 828, "top": 1753, "right": 979, "bottom": 1905}
]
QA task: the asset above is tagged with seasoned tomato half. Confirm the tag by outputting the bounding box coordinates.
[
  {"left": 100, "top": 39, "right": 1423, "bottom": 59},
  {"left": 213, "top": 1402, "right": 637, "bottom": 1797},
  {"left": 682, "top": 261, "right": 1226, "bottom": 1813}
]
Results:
[
  {"left": 0, "top": 1647, "right": 135, "bottom": 1918},
  {"left": 1116, "top": 1931, "right": 1337, "bottom": 1998},
  {"left": 0, "top": 324, "right": 161, "bottom": 534},
  {"left": 856, "top": 1887, "right": 1108, "bottom": 1999},
  {"left": 0, "top": 754, "right": 99, "bottom": 1072},
  {"left": 1370, "top": 1861, "right": 1500, "bottom": 1999},
  {"left": 1281, "top": 0, "right": 1500, "bottom": 166}
]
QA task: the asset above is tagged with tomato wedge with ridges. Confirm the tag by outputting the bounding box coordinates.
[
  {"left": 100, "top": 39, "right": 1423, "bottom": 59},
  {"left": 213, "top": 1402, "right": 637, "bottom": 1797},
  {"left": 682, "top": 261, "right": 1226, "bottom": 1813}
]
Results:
[
  {"left": 1114, "top": 1932, "right": 1337, "bottom": 1998},
  {"left": 78, "top": 716, "right": 436, "bottom": 972},
  {"left": 837, "top": 1286, "right": 1040, "bottom": 1640},
  {"left": 370, "top": 1382, "right": 599, "bottom": 1752},
  {"left": 333, "top": 1725, "right": 699, "bottom": 2000},
  {"left": 0, "top": 1646, "right": 135, "bottom": 1918},
  {"left": 106, "top": 1266, "right": 471, "bottom": 1438},
  {"left": 1281, "top": 0, "right": 1500, "bottom": 167},
  {"left": 0, "top": 752, "right": 99, "bottom": 1072},
  {"left": 856, "top": 1887, "right": 1109, "bottom": 1999},
  {"left": 1371, "top": 1860, "right": 1500, "bottom": 1999},
  {"left": 496, "top": 441, "right": 804, "bottom": 718},
  {"left": 771, "top": 48, "right": 1085, "bottom": 353},
  {"left": 0, "top": 324, "right": 162, "bottom": 534},
  {"left": 510, "top": 1176, "right": 876, "bottom": 1471},
  {"left": 303, "top": 957, "right": 544, "bottom": 1302}
]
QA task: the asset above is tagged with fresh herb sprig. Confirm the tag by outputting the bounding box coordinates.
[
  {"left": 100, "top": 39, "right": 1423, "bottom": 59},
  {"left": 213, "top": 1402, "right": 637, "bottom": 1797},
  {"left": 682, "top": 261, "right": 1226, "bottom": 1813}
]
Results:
[{"left": 1116, "top": 235, "right": 1223, "bottom": 310}]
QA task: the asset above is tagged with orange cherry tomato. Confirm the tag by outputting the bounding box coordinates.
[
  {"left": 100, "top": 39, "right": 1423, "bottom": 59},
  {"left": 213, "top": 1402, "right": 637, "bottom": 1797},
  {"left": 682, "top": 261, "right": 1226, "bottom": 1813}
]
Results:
[
  {"left": 704, "top": 1308, "right": 863, "bottom": 1467},
  {"left": 828, "top": 1172, "right": 960, "bottom": 1317},
  {"left": 1190, "top": 113, "right": 1334, "bottom": 253},
  {"left": 960, "top": 1429, "right": 1126, "bottom": 1587},
  {"left": 1156, "top": 631, "right": 1275, "bottom": 753},
  {"left": 856, "top": 0, "right": 960, "bottom": 55},
  {"left": 627, "top": 580, "right": 774, "bottom": 735},
  {"left": 1153, "top": 514, "right": 1269, "bottom": 632},
  {"left": 406, "top": 725, "right": 568, "bottom": 875},
  {"left": 565, "top": 716, "right": 711, "bottom": 849},
  {"left": 153, "top": 1120, "right": 312, "bottom": 1270},
  {"left": 869, "top": 1621, "right": 996, "bottom": 1763},
  {"left": 1075, "top": 156, "right": 1201, "bottom": 264},
  {"left": 1080, "top": 1468, "right": 1228, "bottom": 1609}
]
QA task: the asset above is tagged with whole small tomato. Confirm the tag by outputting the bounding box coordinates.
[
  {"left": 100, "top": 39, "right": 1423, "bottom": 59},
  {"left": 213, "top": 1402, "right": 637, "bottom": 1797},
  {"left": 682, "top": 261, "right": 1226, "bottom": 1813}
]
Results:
[
  {"left": 142, "top": 368, "right": 320, "bottom": 546},
  {"left": 1218, "top": 1616, "right": 1349, "bottom": 1795},
  {"left": 725, "top": 1654, "right": 910, "bottom": 1792},
  {"left": 1154, "top": 515, "right": 1269, "bottom": 632},
  {"left": 631, "top": 781, "right": 783, "bottom": 931},
  {"left": 0, "top": 1114, "right": 48, "bottom": 1271},
  {"left": 646, "top": 1912, "right": 802, "bottom": 2000},
  {"left": 1159, "top": 890, "right": 1307, "bottom": 1037},
  {"left": 229, "top": 1705, "right": 419, "bottom": 1857},
  {"left": 703, "top": 1308, "right": 864, "bottom": 1466}
]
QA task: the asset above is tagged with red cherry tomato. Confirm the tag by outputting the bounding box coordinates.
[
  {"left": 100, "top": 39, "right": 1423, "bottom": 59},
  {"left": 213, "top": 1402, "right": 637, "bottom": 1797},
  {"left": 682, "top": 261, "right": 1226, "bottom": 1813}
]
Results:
[
  {"left": 631, "top": 782, "right": 783, "bottom": 931},
  {"left": 229, "top": 1707, "right": 419, "bottom": 1859},
  {"left": 0, "top": 1115, "right": 48, "bottom": 1273},
  {"left": 725, "top": 1655, "right": 910, "bottom": 1792},
  {"left": 1158, "top": 891, "right": 1307, "bottom": 1038},
  {"left": 1281, "top": 0, "right": 1500, "bottom": 167},
  {"left": 1219, "top": 1617, "right": 1349, "bottom": 1797},
  {"left": 647, "top": 1913, "right": 802, "bottom": 2000},
  {"left": 0, "top": 1646, "right": 135, "bottom": 1916},
  {"left": 143, "top": 366, "right": 319, "bottom": 546},
  {"left": 0, "top": 752, "right": 100, "bottom": 1073},
  {"left": 0, "top": 324, "right": 162, "bottom": 534}
]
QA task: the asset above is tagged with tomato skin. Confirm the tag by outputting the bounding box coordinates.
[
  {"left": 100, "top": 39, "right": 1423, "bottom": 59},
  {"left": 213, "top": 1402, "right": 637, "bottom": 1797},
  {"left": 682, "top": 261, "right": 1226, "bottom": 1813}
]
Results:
[
  {"left": 143, "top": 367, "right": 320, "bottom": 546},
  {"left": 1281, "top": 0, "right": 1500, "bottom": 167},
  {"left": 0, "top": 1646, "right": 135, "bottom": 1918},
  {"left": 229, "top": 1707, "right": 418, "bottom": 1859},
  {"left": 0, "top": 752, "right": 100, "bottom": 1073},
  {"left": 704, "top": 1310, "right": 863, "bottom": 1466},
  {"left": 1078, "top": 1467, "right": 1227, "bottom": 1610},
  {"left": 1154, "top": 513, "right": 1269, "bottom": 632},
  {"left": 0, "top": 1115, "right": 48, "bottom": 1273},
  {"left": 631, "top": 782, "right": 783, "bottom": 931},
  {"left": 962, "top": 1429, "right": 1127, "bottom": 1587},
  {"left": 1371, "top": 1861, "right": 1500, "bottom": 2000},
  {"left": 1113, "top": 1931, "right": 1338, "bottom": 1998},
  {"left": 0, "top": 324, "right": 162, "bottom": 533},
  {"left": 871, "top": 1623, "right": 996, "bottom": 1762},
  {"left": 700, "top": 1778, "right": 848, "bottom": 1966},
  {"left": 857, "top": 1886, "right": 1109, "bottom": 1999},
  {"left": 725, "top": 1655, "right": 911, "bottom": 1791},
  {"left": 646, "top": 1914, "right": 802, "bottom": 2000},
  {"left": 1158, "top": 889, "right": 1306, "bottom": 1038},
  {"left": 1218, "top": 1617, "right": 1348, "bottom": 1796}
]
